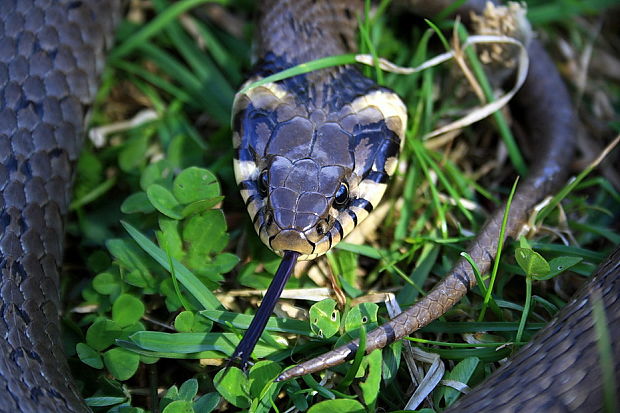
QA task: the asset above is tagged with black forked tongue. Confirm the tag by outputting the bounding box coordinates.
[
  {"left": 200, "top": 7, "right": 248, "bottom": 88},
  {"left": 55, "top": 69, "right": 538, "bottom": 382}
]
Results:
[{"left": 229, "top": 250, "right": 300, "bottom": 370}]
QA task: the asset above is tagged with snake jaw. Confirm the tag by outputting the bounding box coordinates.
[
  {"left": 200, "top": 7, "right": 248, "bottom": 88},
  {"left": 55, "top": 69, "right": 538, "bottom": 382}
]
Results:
[{"left": 270, "top": 229, "right": 315, "bottom": 255}]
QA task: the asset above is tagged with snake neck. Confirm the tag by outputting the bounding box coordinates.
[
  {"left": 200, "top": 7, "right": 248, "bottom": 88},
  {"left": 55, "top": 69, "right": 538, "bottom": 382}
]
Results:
[
  {"left": 256, "top": 0, "right": 362, "bottom": 69},
  {"left": 255, "top": 0, "right": 365, "bottom": 108}
]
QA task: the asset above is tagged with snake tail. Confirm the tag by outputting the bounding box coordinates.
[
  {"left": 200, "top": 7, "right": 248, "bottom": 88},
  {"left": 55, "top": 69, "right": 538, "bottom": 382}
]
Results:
[{"left": 446, "top": 245, "right": 620, "bottom": 411}]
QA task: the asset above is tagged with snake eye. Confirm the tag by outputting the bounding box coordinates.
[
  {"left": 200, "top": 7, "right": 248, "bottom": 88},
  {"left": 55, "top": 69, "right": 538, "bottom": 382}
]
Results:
[
  {"left": 334, "top": 183, "right": 349, "bottom": 208},
  {"left": 258, "top": 170, "right": 269, "bottom": 197}
]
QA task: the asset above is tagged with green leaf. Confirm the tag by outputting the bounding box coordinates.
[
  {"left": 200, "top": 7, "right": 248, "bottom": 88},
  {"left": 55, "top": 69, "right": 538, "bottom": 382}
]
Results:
[
  {"left": 248, "top": 362, "right": 281, "bottom": 413},
  {"left": 338, "top": 324, "right": 366, "bottom": 389},
  {"left": 437, "top": 357, "right": 480, "bottom": 406},
  {"left": 193, "top": 393, "right": 220, "bottom": 413},
  {"left": 127, "top": 331, "right": 281, "bottom": 358},
  {"left": 162, "top": 400, "right": 193, "bottom": 413},
  {"left": 121, "top": 192, "right": 156, "bottom": 214},
  {"left": 421, "top": 321, "right": 544, "bottom": 334},
  {"left": 211, "top": 252, "right": 240, "bottom": 274},
  {"left": 161, "top": 385, "right": 179, "bottom": 411},
  {"left": 344, "top": 302, "right": 378, "bottom": 333},
  {"left": 336, "top": 242, "right": 382, "bottom": 259},
  {"left": 359, "top": 349, "right": 382, "bottom": 406},
  {"left": 129, "top": 331, "right": 226, "bottom": 354},
  {"left": 519, "top": 237, "right": 531, "bottom": 249},
  {"left": 183, "top": 210, "right": 228, "bottom": 262},
  {"left": 76, "top": 342, "right": 103, "bottom": 369},
  {"left": 178, "top": 378, "right": 199, "bottom": 401},
  {"left": 118, "top": 407, "right": 144, "bottom": 413},
  {"left": 86, "top": 319, "right": 123, "bottom": 351},
  {"left": 181, "top": 196, "right": 225, "bottom": 217},
  {"left": 248, "top": 360, "right": 281, "bottom": 398},
  {"left": 106, "top": 238, "right": 157, "bottom": 291},
  {"left": 174, "top": 311, "right": 195, "bottom": 333},
  {"left": 126, "top": 269, "right": 157, "bottom": 291},
  {"left": 539, "top": 256, "right": 583, "bottom": 280},
  {"left": 515, "top": 247, "right": 550, "bottom": 278},
  {"left": 85, "top": 396, "right": 127, "bottom": 407},
  {"left": 382, "top": 340, "right": 402, "bottom": 382},
  {"left": 213, "top": 367, "right": 251, "bottom": 408},
  {"left": 174, "top": 311, "right": 212, "bottom": 333},
  {"left": 302, "top": 375, "right": 336, "bottom": 400},
  {"left": 286, "top": 380, "right": 308, "bottom": 411},
  {"left": 103, "top": 348, "right": 141, "bottom": 381},
  {"left": 200, "top": 309, "right": 313, "bottom": 337},
  {"left": 191, "top": 313, "right": 213, "bottom": 333},
  {"left": 140, "top": 353, "right": 160, "bottom": 365},
  {"left": 328, "top": 250, "right": 359, "bottom": 297},
  {"left": 113, "top": 294, "right": 146, "bottom": 327},
  {"left": 157, "top": 218, "right": 185, "bottom": 261},
  {"left": 160, "top": 277, "right": 184, "bottom": 311},
  {"left": 307, "top": 399, "right": 365, "bottom": 413},
  {"left": 173, "top": 167, "right": 220, "bottom": 204},
  {"left": 309, "top": 299, "right": 340, "bottom": 338},
  {"left": 92, "top": 271, "right": 122, "bottom": 296},
  {"left": 141, "top": 159, "right": 174, "bottom": 190},
  {"left": 121, "top": 221, "right": 223, "bottom": 310},
  {"left": 147, "top": 184, "right": 184, "bottom": 219}
]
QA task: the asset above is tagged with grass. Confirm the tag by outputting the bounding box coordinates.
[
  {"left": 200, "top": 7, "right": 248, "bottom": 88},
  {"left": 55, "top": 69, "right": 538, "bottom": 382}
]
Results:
[{"left": 65, "top": 0, "right": 620, "bottom": 412}]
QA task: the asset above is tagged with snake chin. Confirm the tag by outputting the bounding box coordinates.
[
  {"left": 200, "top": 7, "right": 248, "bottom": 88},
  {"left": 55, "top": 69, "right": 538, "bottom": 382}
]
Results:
[
  {"left": 264, "top": 213, "right": 335, "bottom": 260},
  {"left": 270, "top": 229, "right": 314, "bottom": 256}
]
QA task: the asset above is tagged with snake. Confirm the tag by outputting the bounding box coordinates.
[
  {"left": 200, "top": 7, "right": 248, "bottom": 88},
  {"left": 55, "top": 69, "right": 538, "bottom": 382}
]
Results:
[{"left": 0, "top": 0, "right": 617, "bottom": 412}]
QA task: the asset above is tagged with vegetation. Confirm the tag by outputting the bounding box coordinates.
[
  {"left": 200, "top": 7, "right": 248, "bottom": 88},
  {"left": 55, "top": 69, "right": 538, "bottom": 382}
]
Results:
[{"left": 64, "top": 0, "right": 620, "bottom": 411}]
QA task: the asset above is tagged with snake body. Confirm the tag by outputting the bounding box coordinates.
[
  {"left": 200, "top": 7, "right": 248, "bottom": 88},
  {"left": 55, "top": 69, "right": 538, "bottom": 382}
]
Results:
[
  {"left": 274, "top": 0, "right": 580, "bottom": 381},
  {"left": 0, "top": 1, "right": 120, "bottom": 411},
  {"left": 0, "top": 0, "right": 617, "bottom": 412}
]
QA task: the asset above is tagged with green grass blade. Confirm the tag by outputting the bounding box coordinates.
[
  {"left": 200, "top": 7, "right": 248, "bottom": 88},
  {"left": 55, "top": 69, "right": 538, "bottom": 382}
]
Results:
[
  {"left": 420, "top": 321, "right": 544, "bottom": 334},
  {"left": 110, "top": 0, "right": 227, "bottom": 60},
  {"left": 479, "top": 177, "right": 519, "bottom": 320},
  {"left": 201, "top": 310, "right": 315, "bottom": 337},
  {"left": 121, "top": 220, "right": 223, "bottom": 310},
  {"left": 238, "top": 54, "right": 358, "bottom": 95}
]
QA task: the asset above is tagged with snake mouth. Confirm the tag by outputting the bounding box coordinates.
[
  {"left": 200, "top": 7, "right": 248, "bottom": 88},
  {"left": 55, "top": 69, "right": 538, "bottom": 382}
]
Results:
[{"left": 270, "top": 229, "right": 315, "bottom": 256}]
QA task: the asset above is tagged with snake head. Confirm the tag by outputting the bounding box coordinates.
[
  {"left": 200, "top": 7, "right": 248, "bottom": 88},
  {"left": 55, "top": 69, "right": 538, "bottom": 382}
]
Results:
[
  {"left": 257, "top": 155, "right": 348, "bottom": 257},
  {"left": 233, "top": 71, "right": 406, "bottom": 260}
]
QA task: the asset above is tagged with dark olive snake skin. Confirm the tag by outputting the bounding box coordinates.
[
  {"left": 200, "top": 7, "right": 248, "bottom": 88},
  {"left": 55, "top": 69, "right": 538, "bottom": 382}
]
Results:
[
  {"left": 0, "top": 0, "right": 120, "bottom": 411},
  {"left": 0, "top": 1, "right": 617, "bottom": 412}
]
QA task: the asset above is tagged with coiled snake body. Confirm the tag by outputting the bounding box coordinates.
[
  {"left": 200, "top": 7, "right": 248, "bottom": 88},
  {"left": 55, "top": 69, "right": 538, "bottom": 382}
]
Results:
[{"left": 0, "top": 0, "right": 617, "bottom": 412}]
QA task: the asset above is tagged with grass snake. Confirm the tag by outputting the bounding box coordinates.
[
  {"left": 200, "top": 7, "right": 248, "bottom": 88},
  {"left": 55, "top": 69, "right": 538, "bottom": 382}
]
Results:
[{"left": 0, "top": 0, "right": 617, "bottom": 411}]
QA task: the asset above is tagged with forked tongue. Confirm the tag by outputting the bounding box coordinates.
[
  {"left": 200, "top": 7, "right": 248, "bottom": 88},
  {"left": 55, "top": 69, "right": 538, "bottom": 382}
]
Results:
[{"left": 229, "top": 250, "right": 300, "bottom": 369}]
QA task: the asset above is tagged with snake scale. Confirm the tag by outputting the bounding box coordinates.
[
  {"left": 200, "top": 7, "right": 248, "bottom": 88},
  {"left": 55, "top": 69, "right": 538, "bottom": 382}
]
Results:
[{"left": 0, "top": 0, "right": 617, "bottom": 412}]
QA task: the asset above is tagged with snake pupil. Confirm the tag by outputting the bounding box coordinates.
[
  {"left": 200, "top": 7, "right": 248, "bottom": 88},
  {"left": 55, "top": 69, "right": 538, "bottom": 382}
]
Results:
[
  {"left": 334, "top": 183, "right": 349, "bottom": 208},
  {"left": 258, "top": 170, "right": 269, "bottom": 197}
]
